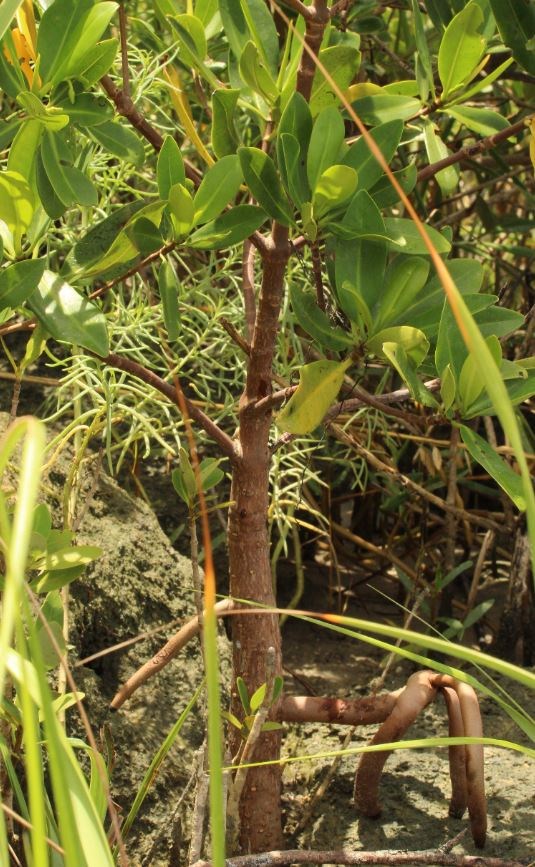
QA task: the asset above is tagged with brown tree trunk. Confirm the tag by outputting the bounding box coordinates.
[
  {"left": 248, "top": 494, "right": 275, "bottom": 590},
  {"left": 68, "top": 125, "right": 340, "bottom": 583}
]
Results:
[{"left": 227, "top": 224, "right": 289, "bottom": 852}]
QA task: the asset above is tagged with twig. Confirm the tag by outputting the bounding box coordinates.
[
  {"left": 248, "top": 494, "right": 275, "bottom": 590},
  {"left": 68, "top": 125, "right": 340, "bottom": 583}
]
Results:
[
  {"left": 466, "top": 529, "right": 495, "bottom": 612},
  {"left": 417, "top": 116, "right": 532, "bottom": 183},
  {"left": 89, "top": 242, "right": 177, "bottom": 300},
  {"left": 188, "top": 848, "right": 528, "bottom": 867},
  {"left": 227, "top": 647, "right": 278, "bottom": 853},
  {"left": 110, "top": 598, "right": 234, "bottom": 710},
  {"left": 101, "top": 351, "right": 237, "bottom": 460}
]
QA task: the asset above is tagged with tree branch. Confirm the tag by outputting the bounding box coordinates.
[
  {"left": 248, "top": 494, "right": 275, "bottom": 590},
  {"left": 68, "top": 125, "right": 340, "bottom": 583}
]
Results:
[
  {"left": 417, "top": 116, "right": 532, "bottom": 183},
  {"left": 189, "top": 849, "right": 526, "bottom": 867},
  {"left": 100, "top": 351, "right": 237, "bottom": 460}
]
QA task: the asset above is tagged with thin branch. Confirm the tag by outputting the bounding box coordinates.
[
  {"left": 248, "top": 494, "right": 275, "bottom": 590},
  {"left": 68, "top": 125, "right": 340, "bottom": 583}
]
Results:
[
  {"left": 100, "top": 351, "right": 236, "bottom": 460},
  {"left": 280, "top": 0, "right": 315, "bottom": 20},
  {"left": 110, "top": 598, "right": 234, "bottom": 710},
  {"left": 188, "top": 848, "right": 526, "bottom": 867},
  {"left": 89, "top": 242, "right": 177, "bottom": 300},
  {"left": 417, "top": 116, "right": 532, "bottom": 183}
]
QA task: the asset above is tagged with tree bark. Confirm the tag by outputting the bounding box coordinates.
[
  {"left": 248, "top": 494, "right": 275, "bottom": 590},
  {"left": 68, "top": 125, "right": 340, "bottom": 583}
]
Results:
[{"left": 227, "top": 224, "right": 290, "bottom": 852}]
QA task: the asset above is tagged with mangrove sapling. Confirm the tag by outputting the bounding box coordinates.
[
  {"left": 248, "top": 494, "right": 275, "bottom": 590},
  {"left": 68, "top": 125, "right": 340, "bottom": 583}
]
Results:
[{"left": 1, "top": 0, "right": 534, "bottom": 860}]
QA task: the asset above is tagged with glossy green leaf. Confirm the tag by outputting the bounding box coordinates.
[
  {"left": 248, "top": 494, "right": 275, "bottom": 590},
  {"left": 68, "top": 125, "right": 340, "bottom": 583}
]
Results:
[
  {"left": 459, "top": 424, "right": 527, "bottom": 510},
  {"left": 249, "top": 683, "right": 266, "bottom": 712},
  {"left": 16, "top": 92, "right": 69, "bottom": 130},
  {"left": 158, "top": 260, "right": 180, "bottom": 341},
  {"left": 310, "top": 45, "right": 361, "bottom": 116},
  {"left": 382, "top": 342, "right": 437, "bottom": 407},
  {"left": 441, "top": 363, "right": 456, "bottom": 412},
  {"left": 276, "top": 358, "right": 352, "bottom": 435},
  {"left": 445, "top": 56, "right": 514, "bottom": 107},
  {"left": 335, "top": 236, "right": 388, "bottom": 318},
  {"left": 193, "top": 154, "right": 243, "bottom": 225},
  {"left": 0, "top": 118, "right": 22, "bottom": 150},
  {"left": 168, "top": 183, "right": 195, "bottom": 237},
  {"left": 239, "top": 40, "right": 278, "bottom": 103},
  {"left": 56, "top": 92, "right": 114, "bottom": 127},
  {"left": 219, "top": 0, "right": 250, "bottom": 61},
  {"left": 62, "top": 201, "right": 143, "bottom": 278},
  {"left": 36, "top": 150, "right": 66, "bottom": 219},
  {"left": 289, "top": 284, "right": 354, "bottom": 352},
  {"left": 375, "top": 256, "right": 430, "bottom": 330},
  {"left": 383, "top": 219, "right": 451, "bottom": 254},
  {"left": 445, "top": 105, "right": 511, "bottom": 137},
  {"left": 313, "top": 165, "right": 358, "bottom": 220},
  {"left": 6, "top": 119, "right": 42, "bottom": 185},
  {"left": 0, "top": 0, "right": 23, "bottom": 42},
  {"left": 238, "top": 148, "right": 293, "bottom": 226},
  {"left": 279, "top": 134, "right": 310, "bottom": 208},
  {"left": 369, "top": 162, "right": 417, "bottom": 209},
  {"left": 367, "top": 325, "right": 429, "bottom": 366},
  {"left": 412, "top": 0, "right": 435, "bottom": 100},
  {"left": 0, "top": 259, "right": 46, "bottom": 310},
  {"left": 277, "top": 92, "right": 312, "bottom": 164},
  {"left": 126, "top": 217, "right": 163, "bottom": 256},
  {"left": 28, "top": 270, "right": 109, "bottom": 356},
  {"left": 307, "top": 106, "right": 345, "bottom": 192},
  {"left": 0, "top": 33, "right": 25, "bottom": 98},
  {"left": 77, "top": 38, "right": 119, "bottom": 86},
  {"left": 211, "top": 89, "right": 240, "bottom": 158},
  {"left": 199, "top": 457, "right": 225, "bottom": 491},
  {"left": 239, "top": 0, "right": 279, "bottom": 75},
  {"left": 422, "top": 118, "right": 459, "bottom": 195},
  {"left": 89, "top": 120, "right": 145, "bottom": 166},
  {"left": 157, "top": 136, "right": 186, "bottom": 200},
  {"left": 170, "top": 14, "right": 207, "bottom": 67},
  {"left": 343, "top": 119, "right": 404, "bottom": 192},
  {"left": 458, "top": 352, "right": 486, "bottom": 411},
  {"left": 463, "top": 368, "right": 535, "bottom": 418},
  {"left": 37, "top": 0, "right": 117, "bottom": 85},
  {"left": 0, "top": 170, "right": 35, "bottom": 253},
  {"left": 350, "top": 93, "right": 421, "bottom": 125},
  {"left": 487, "top": 0, "right": 535, "bottom": 75},
  {"left": 438, "top": 2, "right": 487, "bottom": 98},
  {"left": 40, "top": 131, "right": 98, "bottom": 208},
  {"left": 189, "top": 204, "right": 267, "bottom": 249}
]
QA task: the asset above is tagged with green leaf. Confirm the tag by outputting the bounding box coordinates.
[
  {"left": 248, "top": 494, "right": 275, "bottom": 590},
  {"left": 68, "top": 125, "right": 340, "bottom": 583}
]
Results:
[
  {"left": 211, "top": 89, "right": 240, "bottom": 158},
  {"left": 276, "top": 358, "right": 352, "bottom": 435},
  {"left": 0, "top": 170, "right": 35, "bottom": 253},
  {"left": 310, "top": 45, "right": 361, "bottom": 116},
  {"left": 28, "top": 270, "right": 109, "bottom": 356},
  {"left": 289, "top": 284, "right": 355, "bottom": 352},
  {"left": 277, "top": 92, "right": 312, "bottom": 164},
  {"left": 279, "top": 134, "right": 310, "bottom": 208},
  {"left": 249, "top": 683, "right": 266, "bottom": 712},
  {"left": 313, "top": 165, "right": 358, "bottom": 220},
  {"left": 89, "top": 120, "right": 145, "bottom": 166},
  {"left": 0, "top": 0, "right": 24, "bottom": 42},
  {"left": 381, "top": 342, "right": 437, "bottom": 407},
  {"left": 199, "top": 457, "right": 224, "bottom": 491},
  {"left": 62, "top": 201, "right": 143, "bottom": 277},
  {"left": 422, "top": 118, "right": 459, "bottom": 196},
  {"left": 238, "top": 0, "right": 279, "bottom": 76},
  {"left": 350, "top": 93, "right": 421, "bottom": 125},
  {"left": 189, "top": 204, "right": 267, "bottom": 249},
  {"left": 236, "top": 676, "right": 250, "bottom": 713},
  {"left": 383, "top": 218, "right": 451, "bottom": 254},
  {"left": 307, "top": 106, "right": 345, "bottom": 192},
  {"left": 168, "top": 183, "right": 194, "bottom": 237},
  {"left": 40, "top": 130, "right": 98, "bottom": 208},
  {"left": 441, "top": 363, "right": 456, "bottom": 412},
  {"left": 459, "top": 424, "right": 527, "bottom": 510},
  {"left": 334, "top": 192, "right": 388, "bottom": 314},
  {"left": 43, "top": 545, "right": 102, "bottom": 572},
  {"left": 438, "top": 1, "right": 487, "bottom": 98},
  {"left": 193, "top": 154, "right": 243, "bottom": 225},
  {"left": 36, "top": 591, "right": 65, "bottom": 668},
  {"left": 376, "top": 257, "right": 430, "bottom": 331},
  {"left": 369, "top": 162, "right": 417, "bottom": 209},
  {"left": 343, "top": 119, "right": 404, "bottom": 192},
  {"left": 169, "top": 13, "right": 206, "bottom": 67},
  {"left": 445, "top": 105, "right": 511, "bottom": 137},
  {"left": 56, "top": 92, "right": 114, "bottom": 128},
  {"left": 219, "top": 0, "right": 250, "bottom": 61},
  {"left": 158, "top": 260, "right": 180, "bottom": 341},
  {"left": 367, "top": 325, "right": 429, "bottom": 366},
  {"left": 412, "top": 0, "right": 435, "bottom": 100},
  {"left": 126, "top": 217, "right": 163, "bottom": 256},
  {"left": 238, "top": 148, "right": 293, "bottom": 226},
  {"left": 0, "top": 259, "right": 46, "bottom": 310},
  {"left": 37, "top": 0, "right": 118, "bottom": 85},
  {"left": 157, "top": 135, "right": 186, "bottom": 200},
  {"left": 239, "top": 40, "right": 278, "bottom": 103},
  {"left": 487, "top": 0, "right": 535, "bottom": 75},
  {"left": 77, "top": 38, "right": 119, "bottom": 86}
]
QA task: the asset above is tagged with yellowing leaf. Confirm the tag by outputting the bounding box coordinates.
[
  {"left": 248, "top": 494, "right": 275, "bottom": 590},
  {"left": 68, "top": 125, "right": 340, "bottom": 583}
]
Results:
[
  {"left": 526, "top": 117, "right": 535, "bottom": 171},
  {"left": 276, "top": 358, "right": 352, "bottom": 435},
  {"left": 164, "top": 65, "right": 214, "bottom": 167}
]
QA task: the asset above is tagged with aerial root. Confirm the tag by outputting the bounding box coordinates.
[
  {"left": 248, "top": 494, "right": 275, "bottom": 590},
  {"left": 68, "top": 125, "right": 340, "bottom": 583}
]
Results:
[{"left": 354, "top": 670, "right": 486, "bottom": 848}]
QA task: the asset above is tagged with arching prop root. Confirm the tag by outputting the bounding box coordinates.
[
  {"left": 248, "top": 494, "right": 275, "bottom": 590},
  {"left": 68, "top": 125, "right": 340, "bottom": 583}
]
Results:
[{"left": 354, "top": 670, "right": 486, "bottom": 848}]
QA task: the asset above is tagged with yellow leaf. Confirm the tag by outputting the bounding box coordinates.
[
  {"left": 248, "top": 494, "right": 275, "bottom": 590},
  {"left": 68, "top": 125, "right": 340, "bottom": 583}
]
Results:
[
  {"left": 525, "top": 117, "right": 535, "bottom": 171},
  {"left": 276, "top": 358, "right": 352, "bottom": 435},
  {"left": 164, "top": 65, "right": 214, "bottom": 167}
]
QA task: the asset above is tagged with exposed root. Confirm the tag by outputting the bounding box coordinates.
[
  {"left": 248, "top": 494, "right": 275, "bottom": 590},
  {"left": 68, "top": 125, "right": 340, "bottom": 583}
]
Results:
[{"left": 354, "top": 671, "right": 487, "bottom": 848}]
